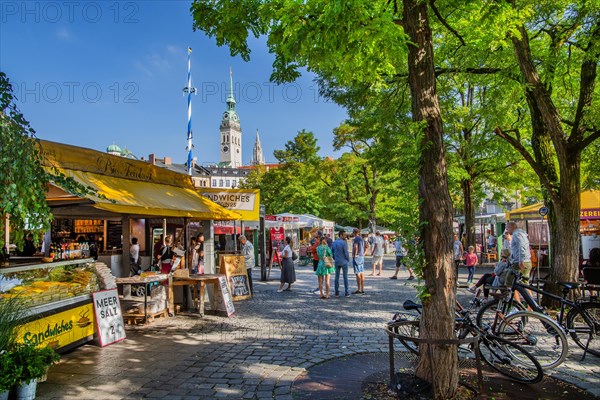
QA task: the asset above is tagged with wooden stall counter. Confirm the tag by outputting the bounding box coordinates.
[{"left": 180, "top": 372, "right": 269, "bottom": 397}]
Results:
[
  {"left": 115, "top": 273, "right": 169, "bottom": 324},
  {"left": 168, "top": 274, "right": 234, "bottom": 317}
]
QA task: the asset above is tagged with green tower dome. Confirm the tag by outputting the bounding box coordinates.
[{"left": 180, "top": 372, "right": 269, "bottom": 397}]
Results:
[{"left": 107, "top": 143, "right": 121, "bottom": 153}]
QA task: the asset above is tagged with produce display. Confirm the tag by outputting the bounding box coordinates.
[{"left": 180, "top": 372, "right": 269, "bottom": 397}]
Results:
[{"left": 0, "top": 263, "right": 99, "bottom": 307}]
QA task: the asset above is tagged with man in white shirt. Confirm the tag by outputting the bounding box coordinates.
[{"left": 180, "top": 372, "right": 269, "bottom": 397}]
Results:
[
  {"left": 370, "top": 231, "right": 385, "bottom": 276},
  {"left": 130, "top": 237, "right": 140, "bottom": 275},
  {"left": 239, "top": 235, "right": 255, "bottom": 295},
  {"left": 390, "top": 233, "right": 415, "bottom": 280}
]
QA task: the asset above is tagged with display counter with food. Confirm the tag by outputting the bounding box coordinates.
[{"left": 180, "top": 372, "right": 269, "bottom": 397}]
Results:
[{"left": 0, "top": 258, "right": 99, "bottom": 352}]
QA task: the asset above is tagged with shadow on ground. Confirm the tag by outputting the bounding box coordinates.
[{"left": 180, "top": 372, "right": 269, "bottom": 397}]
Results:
[{"left": 292, "top": 353, "right": 600, "bottom": 400}]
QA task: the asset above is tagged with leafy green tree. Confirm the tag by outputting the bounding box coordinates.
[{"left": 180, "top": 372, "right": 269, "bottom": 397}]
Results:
[
  {"left": 191, "top": 1, "right": 459, "bottom": 395},
  {"left": 486, "top": 1, "right": 600, "bottom": 298},
  {"left": 440, "top": 79, "right": 537, "bottom": 248},
  {"left": 242, "top": 130, "right": 326, "bottom": 215},
  {"left": 1, "top": 72, "right": 95, "bottom": 253},
  {"left": 1, "top": 72, "right": 52, "bottom": 250}
]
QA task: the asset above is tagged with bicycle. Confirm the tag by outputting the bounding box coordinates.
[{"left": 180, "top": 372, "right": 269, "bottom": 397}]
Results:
[
  {"left": 387, "top": 299, "right": 544, "bottom": 384},
  {"left": 477, "top": 270, "right": 599, "bottom": 366}
]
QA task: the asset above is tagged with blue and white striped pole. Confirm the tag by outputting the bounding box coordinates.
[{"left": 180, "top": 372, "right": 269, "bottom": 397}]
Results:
[{"left": 183, "top": 47, "right": 197, "bottom": 175}]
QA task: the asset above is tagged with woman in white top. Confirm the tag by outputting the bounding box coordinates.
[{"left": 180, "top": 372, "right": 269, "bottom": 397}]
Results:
[{"left": 277, "top": 236, "right": 296, "bottom": 292}]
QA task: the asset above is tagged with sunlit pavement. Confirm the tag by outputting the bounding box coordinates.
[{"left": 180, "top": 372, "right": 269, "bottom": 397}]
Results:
[{"left": 37, "top": 257, "right": 600, "bottom": 399}]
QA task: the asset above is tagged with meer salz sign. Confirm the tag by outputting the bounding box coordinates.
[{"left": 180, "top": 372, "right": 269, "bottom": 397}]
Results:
[{"left": 92, "top": 289, "right": 126, "bottom": 347}]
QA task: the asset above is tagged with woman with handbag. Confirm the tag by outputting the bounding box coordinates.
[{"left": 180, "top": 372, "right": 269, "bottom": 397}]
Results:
[
  {"left": 316, "top": 237, "right": 335, "bottom": 299},
  {"left": 277, "top": 236, "right": 297, "bottom": 292}
]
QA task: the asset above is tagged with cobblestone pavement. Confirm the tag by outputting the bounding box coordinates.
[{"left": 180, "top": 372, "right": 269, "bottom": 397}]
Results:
[{"left": 38, "top": 258, "right": 600, "bottom": 399}]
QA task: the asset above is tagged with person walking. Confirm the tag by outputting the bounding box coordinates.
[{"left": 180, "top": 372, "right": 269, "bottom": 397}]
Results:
[
  {"left": 277, "top": 236, "right": 296, "bottom": 292},
  {"left": 239, "top": 235, "right": 255, "bottom": 295},
  {"left": 332, "top": 231, "right": 350, "bottom": 297},
  {"left": 370, "top": 231, "right": 385, "bottom": 276},
  {"left": 453, "top": 234, "right": 464, "bottom": 284},
  {"left": 315, "top": 237, "right": 334, "bottom": 299},
  {"left": 309, "top": 230, "right": 322, "bottom": 292},
  {"left": 465, "top": 245, "right": 478, "bottom": 284},
  {"left": 506, "top": 221, "right": 532, "bottom": 284},
  {"left": 390, "top": 233, "right": 415, "bottom": 280},
  {"left": 352, "top": 228, "right": 366, "bottom": 294}
]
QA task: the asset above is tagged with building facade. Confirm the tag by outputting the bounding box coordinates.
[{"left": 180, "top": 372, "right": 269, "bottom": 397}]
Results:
[{"left": 220, "top": 68, "right": 243, "bottom": 168}]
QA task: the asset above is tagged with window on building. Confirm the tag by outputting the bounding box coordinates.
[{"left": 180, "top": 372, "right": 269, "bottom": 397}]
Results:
[
  {"left": 212, "top": 179, "right": 217, "bottom": 187},
  {"left": 219, "top": 179, "right": 224, "bottom": 187},
  {"left": 226, "top": 180, "right": 230, "bottom": 187}
]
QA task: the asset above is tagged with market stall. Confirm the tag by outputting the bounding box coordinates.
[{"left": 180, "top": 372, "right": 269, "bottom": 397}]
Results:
[
  {"left": 0, "top": 258, "right": 99, "bottom": 352},
  {"left": 1, "top": 140, "right": 242, "bottom": 347},
  {"left": 507, "top": 190, "right": 600, "bottom": 264}
]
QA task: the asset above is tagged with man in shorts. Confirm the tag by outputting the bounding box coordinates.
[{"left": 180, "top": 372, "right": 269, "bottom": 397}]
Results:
[
  {"left": 370, "top": 231, "right": 385, "bottom": 276},
  {"left": 352, "top": 228, "right": 365, "bottom": 294}
]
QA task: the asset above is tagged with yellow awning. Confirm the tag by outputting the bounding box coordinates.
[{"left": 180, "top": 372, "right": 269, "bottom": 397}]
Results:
[
  {"left": 40, "top": 140, "right": 241, "bottom": 220},
  {"left": 507, "top": 190, "right": 600, "bottom": 221},
  {"left": 506, "top": 203, "right": 545, "bottom": 221},
  {"left": 50, "top": 168, "right": 241, "bottom": 220}
]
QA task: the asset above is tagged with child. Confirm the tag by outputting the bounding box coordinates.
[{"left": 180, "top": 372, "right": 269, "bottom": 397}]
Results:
[{"left": 464, "top": 245, "right": 478, "bottom": 284}]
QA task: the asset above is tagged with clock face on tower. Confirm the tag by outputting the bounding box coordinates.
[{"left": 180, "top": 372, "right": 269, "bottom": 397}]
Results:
[
  {"left": 222, "top": 145, "right": 229, "bottom": 153},
  {"left": 222, "top": 112, "right": 229, "bottom": 120}
]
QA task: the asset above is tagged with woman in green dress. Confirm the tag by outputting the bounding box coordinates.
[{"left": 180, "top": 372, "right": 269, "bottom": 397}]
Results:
[{"left": 316, "top": 237, "right": 335, "bottom": 299}]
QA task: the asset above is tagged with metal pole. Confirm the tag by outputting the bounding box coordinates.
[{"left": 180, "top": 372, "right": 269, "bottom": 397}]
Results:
[
  {"left": 183, "top": 47, "right": 196, "bottom": 176},
  {"left": 260, "top": 216, "right": 266, "bottom": 281}
]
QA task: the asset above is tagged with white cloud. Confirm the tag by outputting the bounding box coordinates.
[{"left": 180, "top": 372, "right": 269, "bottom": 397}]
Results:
[
  {"left": 135, "top": 50, "right": 173, "bottom": 77},
  {"left": 56, "top": 27, "right": 71, "bottom": 40},
  {"left": 166, "top": 45, "right": 180, "bottom": 55}
]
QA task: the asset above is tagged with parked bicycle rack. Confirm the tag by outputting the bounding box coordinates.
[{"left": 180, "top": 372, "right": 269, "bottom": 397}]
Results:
[{"left": 384, "top": 326, "right": 485, "bottom": 397}]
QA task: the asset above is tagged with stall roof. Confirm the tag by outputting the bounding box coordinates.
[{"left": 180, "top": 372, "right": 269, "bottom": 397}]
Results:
[
  {"left": 361, "top": 225, "right": 395, "bottom": 235},
  {"left": 41, "top": 140, "right": 241, "bottom": 220},
  {"left": 507, "top": 190, "right": 600, "bottom": 221}
]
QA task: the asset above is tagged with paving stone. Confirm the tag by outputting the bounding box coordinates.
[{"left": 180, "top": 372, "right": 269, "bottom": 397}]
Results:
[{"left": 35, "top": 261, "right": 598, "bottom": 399}]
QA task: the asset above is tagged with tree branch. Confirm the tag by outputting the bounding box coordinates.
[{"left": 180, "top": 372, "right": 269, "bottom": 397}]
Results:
[
  {"left": 569, "top": 20, "right": 600, "bottom": 147},
  {"left": 429, "top": 0, "right": 465, "bottom": 47},
  {"left": 435, "top": 67, "right": 503, "bottom": 76},
  {"left": 494, "top": 126, "right": 557, "bottom": 192},
  {"left": 577, "top": 130, "right": 600, "bottom": 151}
]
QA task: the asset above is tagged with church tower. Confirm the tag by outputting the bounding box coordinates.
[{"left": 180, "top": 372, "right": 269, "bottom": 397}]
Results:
[
  {"left": 220, "top": 67, "right": 242, "bottom": 167},
  {"left": 252, "top": 129, "right": 265, "bottom": 165}
]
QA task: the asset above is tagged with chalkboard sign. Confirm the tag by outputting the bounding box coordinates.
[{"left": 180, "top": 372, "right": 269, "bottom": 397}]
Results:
[
  {"left": 212, "top": 275, "right": 235, "bottom": 317},
  {"left": 219, "top": 255, "right": 251, "bottom": 301},
  {"left": 92, "top": 289, "right": 126, "bottom": 347}
]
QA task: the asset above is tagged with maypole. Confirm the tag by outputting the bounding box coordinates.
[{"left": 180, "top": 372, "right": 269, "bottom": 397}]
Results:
[{"left": 183, "top": 47, "right": 197, "bottom": 175}]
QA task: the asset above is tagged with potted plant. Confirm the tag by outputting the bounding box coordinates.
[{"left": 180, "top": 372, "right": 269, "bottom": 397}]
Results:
[
  {"left": 0, "top": 296, "right": 28, "bottom": 352},
  {"left": 0, "top": 351, "right": 22, "bottom": 400},
  {"left": 11, "top": 343, "right": 59, "bottom": 400}
]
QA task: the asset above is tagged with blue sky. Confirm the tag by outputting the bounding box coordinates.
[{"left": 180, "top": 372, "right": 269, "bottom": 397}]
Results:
[{"left": 0, "top": 1, "right": 347, "bottom": 164}]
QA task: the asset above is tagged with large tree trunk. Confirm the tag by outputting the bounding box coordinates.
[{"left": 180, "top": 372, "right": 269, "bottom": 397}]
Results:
[
  {"left": 403, "top": 0, "right": 458, "bottom": 397},
  {"left": 543, "top": 157, "right": 581, "bottom": 305},
  {"left": 461, "top": 179, "right": 476, "bottom": 248},
  {"left": 510, "top": 26, "right": 582, "bottom": 303}
]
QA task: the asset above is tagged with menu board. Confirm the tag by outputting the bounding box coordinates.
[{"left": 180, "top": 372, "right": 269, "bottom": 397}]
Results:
[
  {"left": 219, "top": 255, "right": 251, "bottom": 301},
  {"left": 92, "top": 289, "right": 126, "bottom": 347},
  {"left": 211, "top": 275, "right": 235, "bottom": 317}
]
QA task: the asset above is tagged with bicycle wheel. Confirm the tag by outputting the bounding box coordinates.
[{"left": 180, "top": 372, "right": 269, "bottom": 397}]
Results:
[
  {"left": 566, "top": 302, "right": 600, "bottom": 357},
  {"left": 498, "top": 311, "right": 568, "bottom": 369},
  {"left": 478, "top": 334, "right": 544, "bottom": 384},
  {"left": 476, "top": 298, "right": 526, "bottom": 330},
  {"left": 387, "top": 317, "right": 420, "bottom": 355}
]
